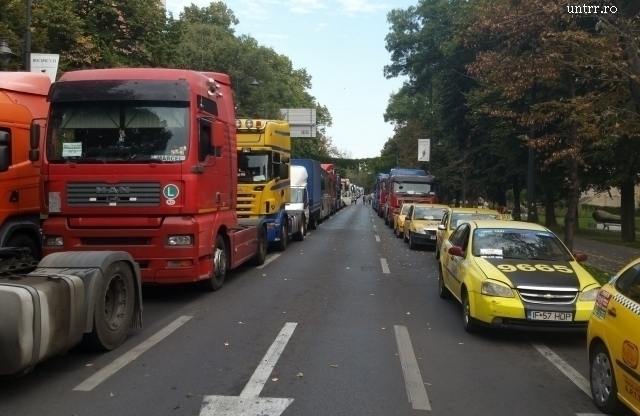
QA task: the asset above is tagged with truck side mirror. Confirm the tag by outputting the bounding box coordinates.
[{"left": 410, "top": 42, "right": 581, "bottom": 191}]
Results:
[
  {"left": 0, "top": 132, "right": 10, "bottom": 172},
  {"left": 279, "top": 163, "right": 288, "bottom": 180},
  {"left": 30, "top": 123, "right": 40, "bottom": 150},
  {"left": 212, "top": 122, "right": 225, "bottom": 157}
]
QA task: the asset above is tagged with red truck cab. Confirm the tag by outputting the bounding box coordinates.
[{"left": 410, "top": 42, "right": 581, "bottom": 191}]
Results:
[
  {"left": 38, "top": 69, "right": 264, "bottom": 289},
  {"left": 384, "top": 175, "right": 438, "bottom": 226}
]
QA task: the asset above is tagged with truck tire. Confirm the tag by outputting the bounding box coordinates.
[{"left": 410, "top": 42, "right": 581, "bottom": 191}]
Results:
[
  {"left": 200, "top": 234, "right": 227, "bottom": 291},
  {"left": 275, "top": 222, "right": 288, "bottom": 251},
  {"left": 250, "top": 226, "right": 267, "bottom": 266},
  {"left": 293, "top": 217, "right": 305, "bottom": 241},
  {"left": 7, "top": 233, "right": 40, "bottom": 261},
  {"left": 309, "top": 213, "right": 318, "bottom": 230},
  {"left": 84, "top": 261, "right": 135, "bottom": 351}
]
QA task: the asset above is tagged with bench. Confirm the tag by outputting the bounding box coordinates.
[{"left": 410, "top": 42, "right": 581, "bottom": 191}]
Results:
[{"left": 592, "top": 209, "right": 621, "bottom": 230}]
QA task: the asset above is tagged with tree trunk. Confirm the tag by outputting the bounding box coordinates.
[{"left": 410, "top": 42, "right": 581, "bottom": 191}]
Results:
[
  {"left": 563, "top": 70, "right": 580, "bottom": 251},
  {"left": 620, "top": 179, "right": 636, "bottom": 242},
  {"left": 544, "top": 187, "right": 558, "bottom": 227},
  {"left": 513, "top": 176, "right": 522, "bottom": 221},
  {"left": 613, "top": 1, "right": 640, "bottom": 116}
]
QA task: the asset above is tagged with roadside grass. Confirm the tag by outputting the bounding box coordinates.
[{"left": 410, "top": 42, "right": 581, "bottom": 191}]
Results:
[
  {"left": 537, "top": 215, "right": 640, "bottom": 250},
  {"left": 581, "top": 263, "right": 614, "bottom": 286}
]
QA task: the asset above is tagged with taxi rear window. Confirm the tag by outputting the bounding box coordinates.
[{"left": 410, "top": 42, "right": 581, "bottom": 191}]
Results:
[{"left": 471, "top": 228, "right": 572, "bottom": 261}]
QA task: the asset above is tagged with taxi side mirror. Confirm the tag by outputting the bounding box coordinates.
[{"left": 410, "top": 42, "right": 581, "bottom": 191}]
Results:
[
  {"left": 438, "top": 224, "right": 446, "bottom": 231},
  {"left": 573, "top": 251, "right": 587, "bottom": 262},
  {"left": 448, "top": 246, "right": 463, "bottom": 257}
]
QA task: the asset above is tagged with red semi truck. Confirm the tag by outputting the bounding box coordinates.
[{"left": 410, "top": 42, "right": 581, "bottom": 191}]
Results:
[
  {"left": 320, "top": 163, "right": 339, "bottom": 214},
  {"left": 35, "top": 68, "right": 267, "bottom": 290}
]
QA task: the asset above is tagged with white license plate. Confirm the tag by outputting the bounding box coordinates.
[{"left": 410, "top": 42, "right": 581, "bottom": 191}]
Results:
[
  {"left": 527, "top": 311, "right": 572, "bottom": 321},
  {"left": 429, "top": 235, "right": 436, "bottom": 240}
]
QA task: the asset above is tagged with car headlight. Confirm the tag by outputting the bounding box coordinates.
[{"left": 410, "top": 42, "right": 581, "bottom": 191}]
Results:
[
  {"left": 167, "top": 235, "right": 193, "bottom": 246},
  {"left": 481, "top": 280, "right": 514, "bottom": 298},
  {"left": 579, "top": 287, "right": 600, "bottom": 301},
  {"left": 415, "top": 228, "right": 426, "bottom": 234}
]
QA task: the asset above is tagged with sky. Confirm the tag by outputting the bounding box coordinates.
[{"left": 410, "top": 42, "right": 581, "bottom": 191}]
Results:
[{"left": 165, "top": 0, "right": 416, "bottom": 159}]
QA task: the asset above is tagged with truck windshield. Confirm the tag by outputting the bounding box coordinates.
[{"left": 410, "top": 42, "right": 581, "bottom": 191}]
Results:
[
  {"left": 291, "top": 188, "right": 305, "bottom": 203},
  {"left": 394, "top": 182, "right": 432, "bottom": 194},
  {"left": 46, "top": 101, "right": 189, "bottom": 163},
  {"left": 238, "top": 153, "right": 271, "bottom": 183}
]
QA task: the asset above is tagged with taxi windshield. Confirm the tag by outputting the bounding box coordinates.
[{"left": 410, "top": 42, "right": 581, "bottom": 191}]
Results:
[
  {"left": 401, "top": 205, "right": 411, "bottom": 215},
  {"left": 472, "top": 229, "right": 572, "bottom": 261},
  {"left": 414, "top": 207, "right": 446, "bottom": 220},
  {"left": 450, "top": 213, "right": 499, "bottom": 229}
]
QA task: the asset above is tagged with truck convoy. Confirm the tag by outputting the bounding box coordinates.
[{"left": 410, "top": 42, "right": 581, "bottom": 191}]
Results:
[
  {"left": 235, "top": 118, "right": 304, "bottom": 251},
  {"left": 292, "top": 159, "right": 323, "bottom": 229},
  {"left": 37, "top": 68, "right": 267, "bottom": 291},
  {"left": 285, "top": 165, "right": 309, "bottom": 239},
  {"left": 374, "top": 173, "right": 389, "bottom": 216},
  {"left": 341, "top": 178, "right": 352, "bottom": 206},
  {"left": 0, "top": 72, "right": 51, "bottom": 259},
  {"left": 380, "top": 168, "right": 438, "bottom": 227}
]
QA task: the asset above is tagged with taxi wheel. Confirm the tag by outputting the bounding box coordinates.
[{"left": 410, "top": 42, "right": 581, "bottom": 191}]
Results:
[
  {"left": 438, "top": 266, "right": 451, "bottom": 299},
  {"left": 462, "top": 290, "right": 480, "bottom": 333},
  {"left": 590, "top": 344, "right": 624, "bottom": 414},
  {"left": 409, "top": 233, "right": 417, "bottom": 250}
]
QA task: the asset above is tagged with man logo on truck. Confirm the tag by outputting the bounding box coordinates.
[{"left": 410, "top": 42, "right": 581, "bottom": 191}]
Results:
[{"left": 96, "top": 186, "right": 129, "bottom": 194}]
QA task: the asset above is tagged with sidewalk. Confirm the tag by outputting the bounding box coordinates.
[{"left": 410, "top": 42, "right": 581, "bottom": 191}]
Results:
[{"left": 573, "top": 236, "right": 640, "bottom": 273}]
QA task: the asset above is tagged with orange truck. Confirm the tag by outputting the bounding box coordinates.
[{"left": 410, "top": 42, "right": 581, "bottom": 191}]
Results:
[{"left": 0, "top": 72, "right": 51, "bottom": 259}]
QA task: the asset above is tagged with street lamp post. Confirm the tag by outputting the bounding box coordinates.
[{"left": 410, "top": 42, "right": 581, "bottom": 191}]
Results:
[
  {"left": 0, "top": 0, "right": 33, "bottom": 70},
  {"left": 233, "top": 77, "right": 259, "bottom": 116}
]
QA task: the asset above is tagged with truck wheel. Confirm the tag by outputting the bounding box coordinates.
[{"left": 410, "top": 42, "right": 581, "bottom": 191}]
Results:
[
  {"left": 7, "top": 233, "right": 40, "bottom": 261},
  {"left": 85, "top": 261, "right": 135, "bottom": 351},
  {"left": 275, "top": 222, "right": 288, "bottom": 251},
  {"left": 250, "top": 226, "right": 267, "bottom": 266},
  {"left": 200, "top": 234, "right": 227, "bottom": 291},
  {"left": 309, "top": 213, "right": 318, "bottom": 230},
  {"left": 294, "top": 218, "right": 305, "bottom": 241},
  {"left": 384, "top": 215, "right": 389, "bottom": 225}
]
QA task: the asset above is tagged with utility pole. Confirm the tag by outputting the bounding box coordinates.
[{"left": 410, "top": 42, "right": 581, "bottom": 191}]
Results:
[{"left": 429, "top": 79, "right": 433, "bottom": 174}]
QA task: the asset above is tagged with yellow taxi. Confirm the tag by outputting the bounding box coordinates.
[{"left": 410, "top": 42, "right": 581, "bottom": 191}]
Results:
[
  {"left": 435, "top": 208, "right": 511, "bottom": 260},
  {"left": 393, "top": 203, "right": 413, "bottom": 239},
  {"left": 587, "top": 259, "right": 640, "bottom": 415},
  {"left": 438, "top": 220, "right": 600, "bottom": 333},
  {"left": 402, "top": 204, "right": 449, "bottom": 249}
]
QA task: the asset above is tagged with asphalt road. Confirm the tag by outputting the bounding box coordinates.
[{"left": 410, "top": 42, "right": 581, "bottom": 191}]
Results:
[{"left": 0, "top": 203, "right": 624, "bottom": 416}]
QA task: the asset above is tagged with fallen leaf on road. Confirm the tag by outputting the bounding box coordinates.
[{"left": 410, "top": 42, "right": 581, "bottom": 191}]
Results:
[
  {"left": 263, "top": 274, "right": 266, "bottom": 276},
  {"left": 224, "top": 342, "right": 229, "bottom": 346},
  {"left": 296, "top": 373, "right": 304, "bottom": 377},
  {"left": 283, "top": 311, "right": 286, "bottom": 313},
  {"left": 382, "top": 327, "right": 386, "bottom": 330},
  {"left": 186, "top": 393, "right": 195, "bottom": 398},
  {"left": 239, "top": 322, "right": 243, "bottom": 324},
  {"left": 331, "top": 365, "right": 338, "bottom": 368},
  {"left": 174, "top": 405, "right": 181, "bottom": 409},
  {"left": 370, "top": 294, "right": 374, "bottom": 296},
  {"left": 110, "top": 393, "right": 114, "bottom": 397},
  {"left": 459, "top": 343, "right": 464, "bottom": 345},
  {"left": 425, "top": 383, "right": 432, "bottom": 385},
  {"left": 86, "top": 364, "right": 93, "bottom": 367},
  {"left": 407, "top": 312, "right": 411, "bottom": 315},
  {"left": 272, "top": 378, "right": 279, "bottom": 382}
]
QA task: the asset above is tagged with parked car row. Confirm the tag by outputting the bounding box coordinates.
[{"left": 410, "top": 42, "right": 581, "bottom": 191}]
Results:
[{"left": 381, "top": 202, "right": 640, "bottom": 416}]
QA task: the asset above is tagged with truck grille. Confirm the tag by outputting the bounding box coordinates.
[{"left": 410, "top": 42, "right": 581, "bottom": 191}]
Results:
[
  {"left": 516, "top": 286, "right": 578, "bottom": 305},
  {"left": 67, "top": 182, "right": 160, "bottom": 206}
]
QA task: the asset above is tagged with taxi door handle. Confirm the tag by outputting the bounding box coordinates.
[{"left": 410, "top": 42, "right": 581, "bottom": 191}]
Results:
[{"left": 607, "top": 308, "right": 617, "bottom": 318}]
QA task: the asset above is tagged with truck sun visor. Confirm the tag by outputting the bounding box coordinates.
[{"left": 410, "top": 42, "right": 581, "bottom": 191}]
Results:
[{"left": 48, "top": 80, "right": 190, "bottom": 102}]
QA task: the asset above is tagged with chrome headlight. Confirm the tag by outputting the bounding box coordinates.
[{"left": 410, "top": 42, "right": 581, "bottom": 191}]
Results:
[
  {"left": 245, "top": 119, "right": 254, "bottom": 128},
  {"left": 481, "top": 280, "right": 514, "bottom": 298},
  {"left": 167, "top": 235, "right": 193, "bottom": 246},
  {"left": 579, "top": 287, "right": 600, "bottom": 301}
]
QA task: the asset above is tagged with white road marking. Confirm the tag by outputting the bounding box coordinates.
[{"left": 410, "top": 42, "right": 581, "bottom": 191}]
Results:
[
  {"left": 256, "top": 254, "right": 281, "bottom": 269},
  {"left": 380, "top": 258, "right": 390, "bottom": 274},
  {"left": 375, "top": 235, "right": 380, "bottom": 242},
  {"left": 74, "top": 315, "right": 192, "bottom": 391},
  {"left": 394, "top": 326, "right": 431, "bottom": 411},
  {"left": 531, "top": 342, "right": 591, "bottom": 398},
  {"left": 200, "top": 322, "right": 297, "bottom": 415},
  {"left": 239, "top": 322, "right": 298, "bottom": 397}
]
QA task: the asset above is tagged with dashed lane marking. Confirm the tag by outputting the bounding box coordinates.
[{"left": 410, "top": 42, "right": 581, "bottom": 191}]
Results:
[
  {"left": 531, "top": 342, "right": 591, "bottom": 398},
  {"left": 256, "top": 254, "right": 281, "bottom": 269},
  {"left": 375, "top": 235, "right": 380, "bottom": 242},
  {"left": 73, "top": 315, "right": 193, "bottom": 391},
  {"left": 380, "top": 258, "right": 390, "bottom": 274},
  {"left": 395, "top": 325, "right": 431, "bottom": 411}
]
